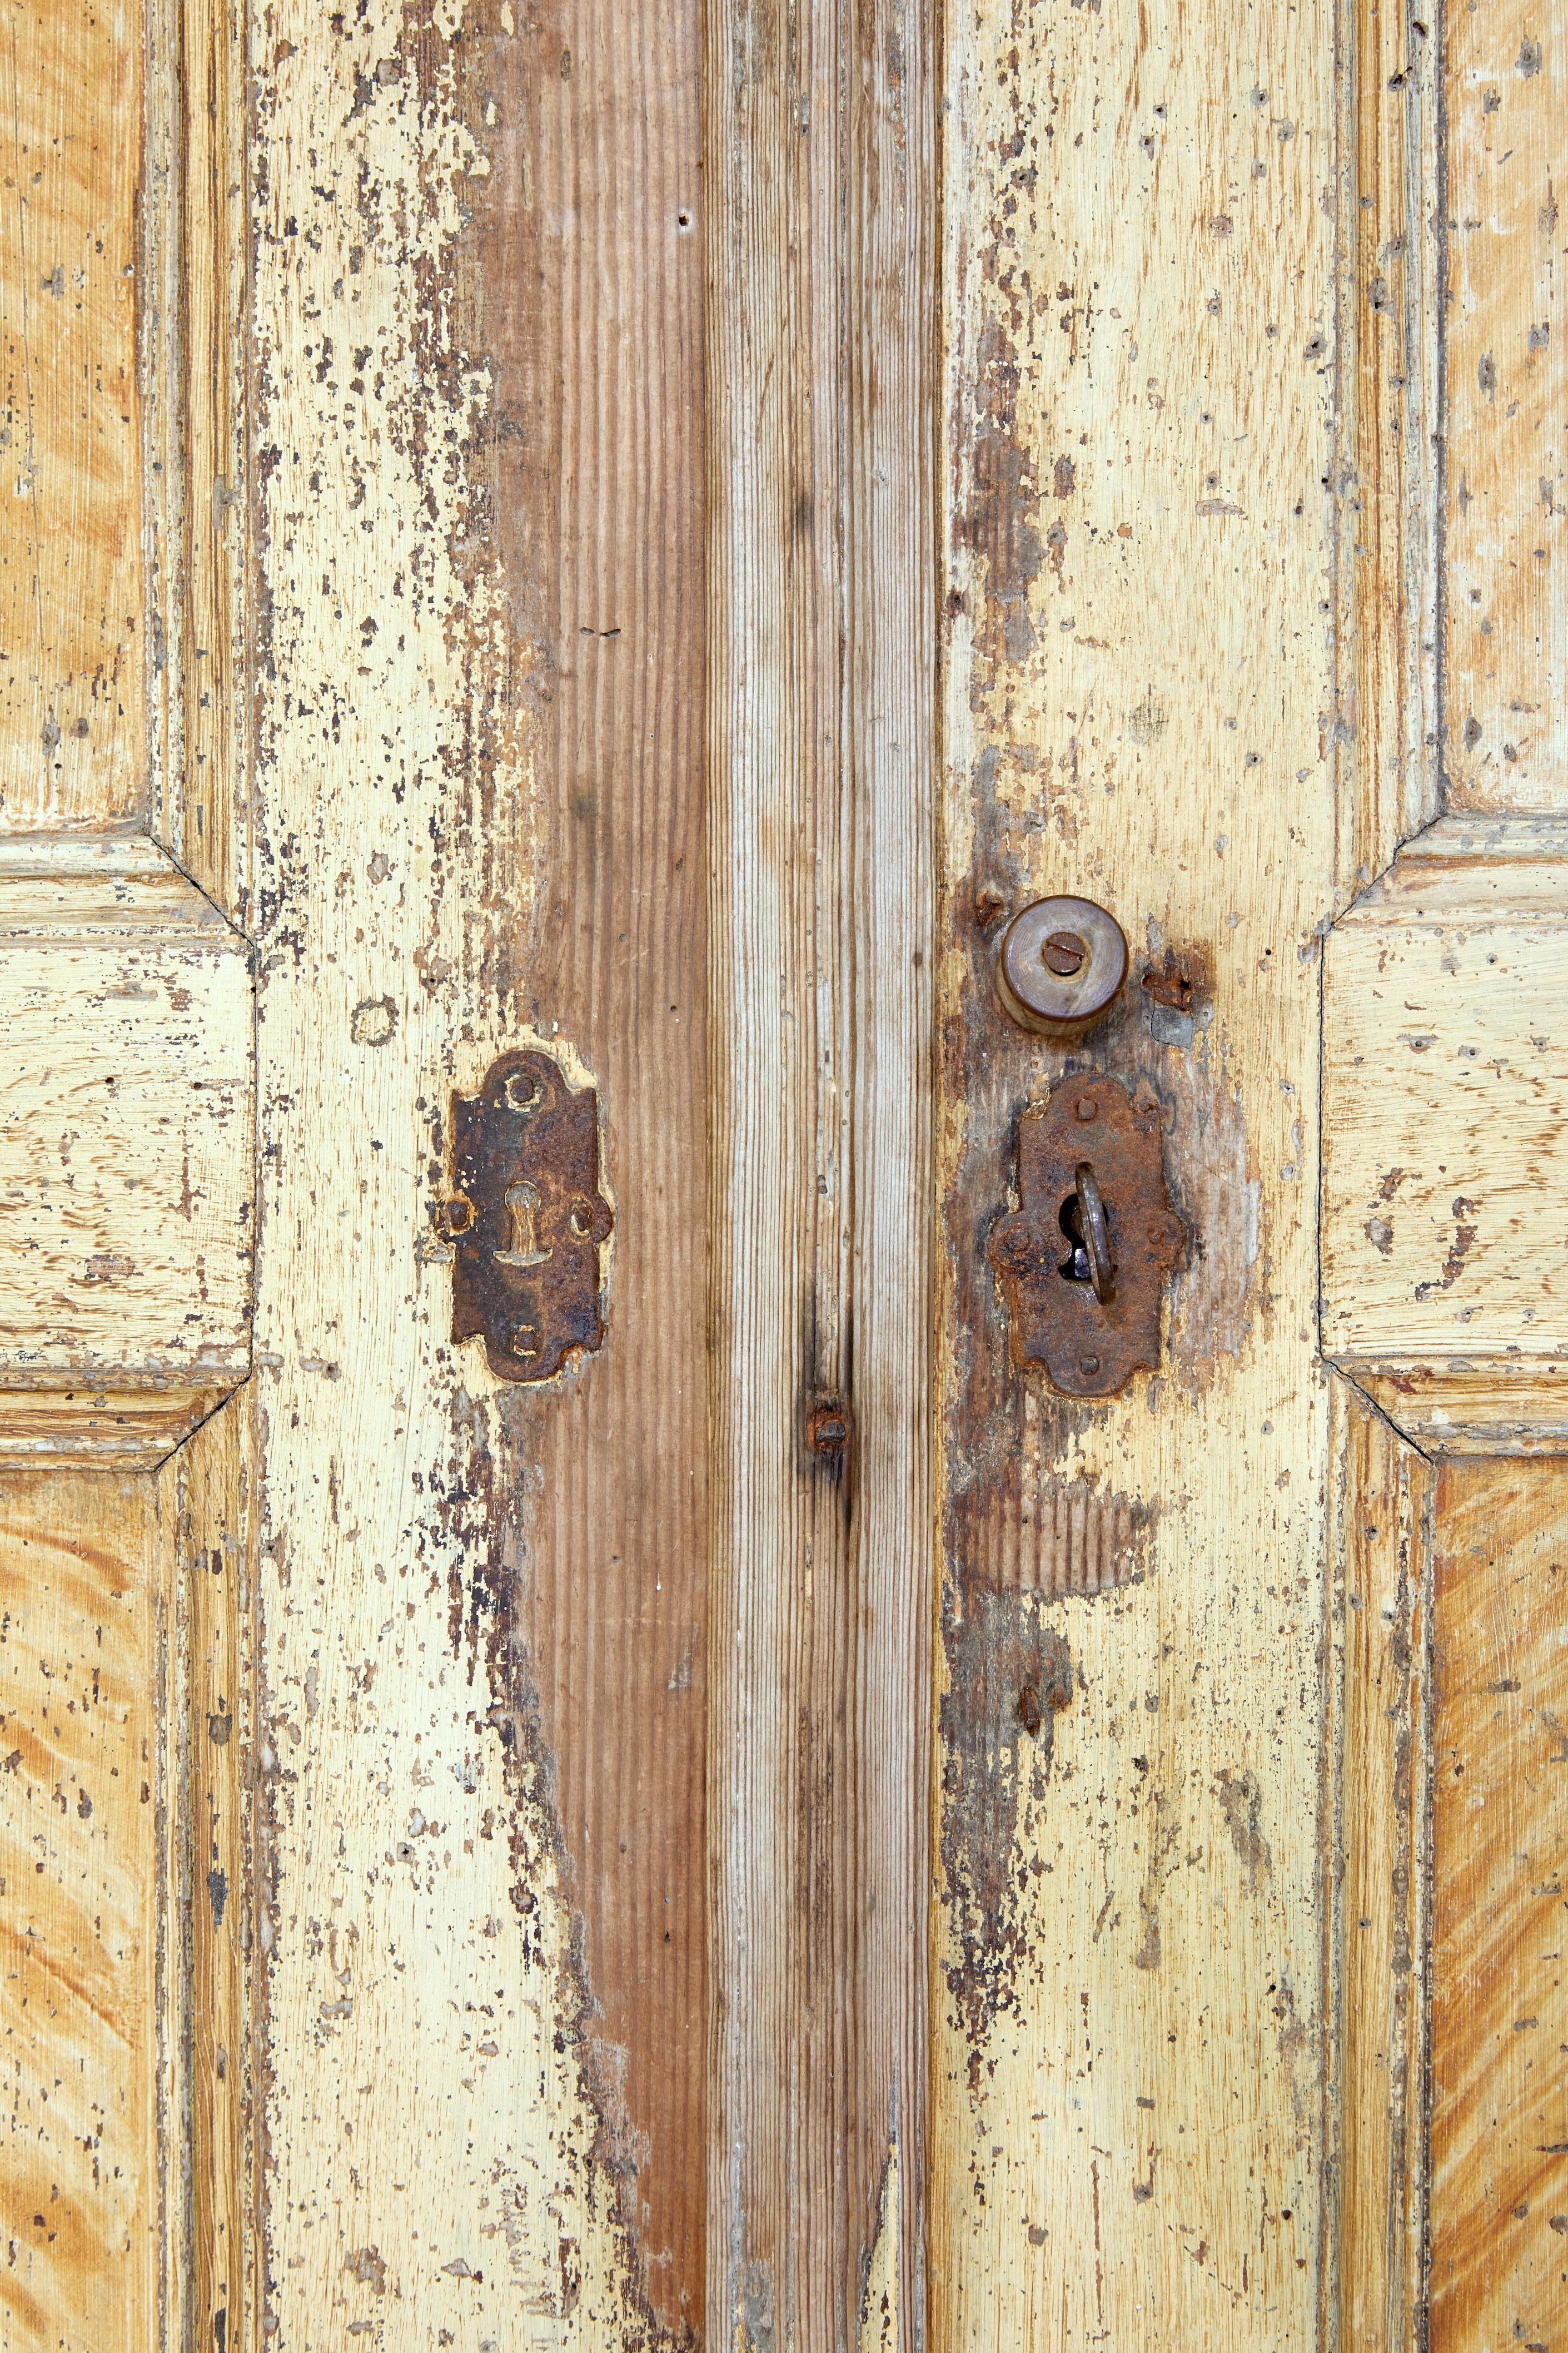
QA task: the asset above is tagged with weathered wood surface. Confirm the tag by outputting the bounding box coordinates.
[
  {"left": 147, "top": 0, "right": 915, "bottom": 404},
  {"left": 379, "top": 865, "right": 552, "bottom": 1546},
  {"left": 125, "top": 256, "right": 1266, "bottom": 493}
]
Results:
[
  {"left": 246, "top": 0, "right": 707, "bottom": 2340},
  {"left": 705, "top": 0, "right": 936, "bottom": 2339},
  {"left": 0, "top": 8, "right": 257, "bottom": 2352},
  {"left": 7, "top": 0, "right": 1568, "bottom": 2343},
  {"left": 145, "top": 0, "right": 252, "bottom": 914},
  {"left": 933, "top": 0, "right": 1343, "bottom": 2337},
  {"left": 1430, "top": 1458, "right": 1568, "bottom": 2353},
  {"left": 1327, "top": 1385, "right": 1434, "bottom": 2353},
  {"left": 0, "top": 1474, "right": 162, "bottom": 2351},
  {"left": 1332, "top": 0, "right": 1441, "bottom": 894},
  {"left": 1323, "top": 816, "right": 1568, "bottom": 1453},
  {"left": 0, "top": 0, "right": 147, "bottom": 831},
  {"left": 0, "top": 835, "right": 254, "bottom": 1467},
  {"left": 157, "top": 1395, "right": 261, "bottom": 2353},
  {"left": 1444, "top": 0, "right": 1565, "bottom": 813}
]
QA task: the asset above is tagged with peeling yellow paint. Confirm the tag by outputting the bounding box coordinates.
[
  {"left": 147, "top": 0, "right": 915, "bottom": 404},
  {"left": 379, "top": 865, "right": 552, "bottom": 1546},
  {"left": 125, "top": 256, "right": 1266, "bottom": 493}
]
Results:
[{"left": 251, "top": 1, "right": 654, "bottom": 2339}]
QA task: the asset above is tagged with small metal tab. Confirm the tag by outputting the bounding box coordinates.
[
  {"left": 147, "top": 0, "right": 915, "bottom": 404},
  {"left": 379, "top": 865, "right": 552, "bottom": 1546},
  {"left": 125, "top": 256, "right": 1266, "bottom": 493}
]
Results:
[
  {"left": 447, "top": 1049, "right": 612, "bottom": 1383},
  {"left": 988, "top": 1076, "right": 1183, "bottom": 1397},
  {"left": 994, "top": 895, "right": 1128, "bottom": 1038}
]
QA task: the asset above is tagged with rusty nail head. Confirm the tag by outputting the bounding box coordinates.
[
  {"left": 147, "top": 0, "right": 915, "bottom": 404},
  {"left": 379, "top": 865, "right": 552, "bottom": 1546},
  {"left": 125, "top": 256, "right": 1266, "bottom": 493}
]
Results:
[
  {"left": 1018, "top": 1684, "right": 1043, "bottom": 1737},
  {"left": 1075, "top": 1095, "right": 1098, "bottom": 1123},
  {"left": 808, "top": 1403, "right": 850, "bottom": 1454},
  {"left": 974, "top": 887, "right": 1007, "bottom": 931},
  {"left": 1079, "top": 1353, "right": 1101, "bottom": 1376}
]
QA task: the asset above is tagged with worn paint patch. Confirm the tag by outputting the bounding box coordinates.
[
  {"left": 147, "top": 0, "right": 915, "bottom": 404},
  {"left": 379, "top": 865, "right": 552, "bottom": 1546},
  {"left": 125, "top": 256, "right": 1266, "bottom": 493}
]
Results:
[
  {"left": 1214, "top": 1766, "right": 1273, "bottom": 1892},
  {"left": 1135, "top": 1016, "right": 1265, "bottom": 1393},
  {"left": 434, "top": 1393, "right": 674, "bottom": 2334},
  {"left": 958, "top": 320, "right": 1043, "bottom": 667},
  {"left": 939, "top": 1586, "right": 1073, "bottom": 2046},
  {"left": 1012, "top": 1479, "right": 1149, "bottom": 1596},
  {"left": 856, "top": 2139, "right": 900, "bottom": 2353}
]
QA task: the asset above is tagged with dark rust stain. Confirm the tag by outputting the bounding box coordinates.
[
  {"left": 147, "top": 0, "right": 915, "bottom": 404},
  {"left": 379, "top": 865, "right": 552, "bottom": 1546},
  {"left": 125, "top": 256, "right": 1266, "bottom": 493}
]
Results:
[
  {"left": 987, "top": 1077, "right": 1184, "bottom": 1397},
  {"left": 449, "top": 1049, "right": 612, "bottom": 1385},
  {"left": 939, "top": 1590, "right": 1072, "bottom": 2048},
  {"left": 1141, "top": 945, "right": 1209, "bottom": 1013}
]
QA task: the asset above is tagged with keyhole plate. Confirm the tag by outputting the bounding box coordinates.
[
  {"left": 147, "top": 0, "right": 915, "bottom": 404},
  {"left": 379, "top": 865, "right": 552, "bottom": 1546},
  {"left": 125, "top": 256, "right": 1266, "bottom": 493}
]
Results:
[
  {"left": 987, "top": 1075, "right": 1184, "bottom": 1397},
  {"left": 447, "top": 1048, "right": 613, "bottom": 1383}
]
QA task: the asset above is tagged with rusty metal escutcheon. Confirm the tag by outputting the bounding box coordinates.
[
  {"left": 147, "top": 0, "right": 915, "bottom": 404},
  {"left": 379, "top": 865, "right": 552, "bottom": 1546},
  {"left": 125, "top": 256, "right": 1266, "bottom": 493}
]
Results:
[
  {"left": 447, "top": 1049, "right": 613, "bottom": 1383},
  {"left": 987, "top": 1076, "right": 1183, "bottom": 1398}
]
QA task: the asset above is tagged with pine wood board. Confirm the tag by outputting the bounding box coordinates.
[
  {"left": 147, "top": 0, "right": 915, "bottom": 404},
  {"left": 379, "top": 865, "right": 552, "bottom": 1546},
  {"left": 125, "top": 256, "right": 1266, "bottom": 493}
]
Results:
[
  {"left": 0, "top": 0, "right": 147, "bottom": 830},
  {"left": 704, "top": 0, "right": 937, "bottom": 2338}
]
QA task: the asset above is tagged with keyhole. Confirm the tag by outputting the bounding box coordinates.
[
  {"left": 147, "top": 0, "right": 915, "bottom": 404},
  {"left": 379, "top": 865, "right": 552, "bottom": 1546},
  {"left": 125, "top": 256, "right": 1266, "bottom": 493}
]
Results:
[
  {"left": 495, "top": 1180, "right": 551, "bottom": 1268},
  {"left": 1058, "top": 1192, "right": 1093, "bottom": 1283}
]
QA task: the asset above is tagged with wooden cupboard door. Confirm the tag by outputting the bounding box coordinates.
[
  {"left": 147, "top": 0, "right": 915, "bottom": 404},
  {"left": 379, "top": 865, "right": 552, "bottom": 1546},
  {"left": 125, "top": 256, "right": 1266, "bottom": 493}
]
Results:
[
  {"left": 924, "top": 0, "right": 1566, "bottom": 2346},
  {"left": 1, "top": 2, "right": 255, "bottom": 2347},
  {"left": 8, "top": 0, "right": 1568, "bottom": 2346}
]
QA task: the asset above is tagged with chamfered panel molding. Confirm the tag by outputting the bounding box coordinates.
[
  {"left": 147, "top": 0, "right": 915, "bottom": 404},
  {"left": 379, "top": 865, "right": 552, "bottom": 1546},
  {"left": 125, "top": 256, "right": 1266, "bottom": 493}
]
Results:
[
  {"left": 0, "top": 831, "right": 255, "bottom": 1466},
  {"left": 1322, "top": 815, "right": 1568, "bottom": 1451}
]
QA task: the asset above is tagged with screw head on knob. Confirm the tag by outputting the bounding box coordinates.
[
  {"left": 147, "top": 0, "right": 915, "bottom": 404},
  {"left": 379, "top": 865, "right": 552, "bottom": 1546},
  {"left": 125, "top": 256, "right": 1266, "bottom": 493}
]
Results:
[{"left": 994, "top": 895, "right": 1128, "bottom": 1039}]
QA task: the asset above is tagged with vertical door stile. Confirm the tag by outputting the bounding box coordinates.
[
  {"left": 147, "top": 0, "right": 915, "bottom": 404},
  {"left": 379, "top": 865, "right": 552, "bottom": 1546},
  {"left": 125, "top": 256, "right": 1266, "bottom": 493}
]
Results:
[
  {"left": 705, "top": 0, "right": 938, "bottom": 2341},
  {"left": 932, "top": 0, "right": 1344, "bottom": 2337},
  {"left": 247, "top": 0, "right": 709, "bottom": 2341}
]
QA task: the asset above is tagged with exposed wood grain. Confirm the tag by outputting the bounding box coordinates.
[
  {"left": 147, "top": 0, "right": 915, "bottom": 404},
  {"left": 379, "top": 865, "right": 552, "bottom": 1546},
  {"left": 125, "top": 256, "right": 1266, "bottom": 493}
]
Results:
[
  {"left": 0, "top": 0, "right": 147, "bottom": 830},
  {"left": 705, "top": 0, "right": 935, "bottom": 2337},
  {"left": 1322, "top": 816, "right": 1568, "bottom": 1451},
  {"left": 1443, "top": 0, "right": 1566, "bottom": 811},
  {"left": 1326, "top": 1380, "right": 1435, "bottom": 2353},
  {"left": 0, "top": 1473, "right": 161, "bottom": 2350},
  {"left": 0, "top": 834, "right": 254, "bottom": 1466},
  {"left": 932, "top": 0, "right": 1340, "bottom": 2337},
  {"left": 247, "top": 0, "right": 704, "bottom": 2337},
  {"left": 459, "top": 1, "right": 708, "bottom": 2325},
  {"left": 1332, "top": 0, "right": 1442, "bottom": 894},
  {"left": 1429, "top": 1458, "right": 1568, "bottom": 2353}
]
